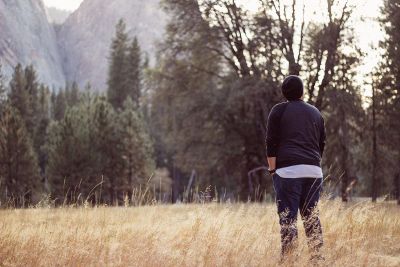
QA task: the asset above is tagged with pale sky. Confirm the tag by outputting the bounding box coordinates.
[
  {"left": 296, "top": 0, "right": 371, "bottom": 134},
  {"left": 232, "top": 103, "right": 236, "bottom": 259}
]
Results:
[{"left": 43, "top": 0, "right": 83, "bottom": 11}]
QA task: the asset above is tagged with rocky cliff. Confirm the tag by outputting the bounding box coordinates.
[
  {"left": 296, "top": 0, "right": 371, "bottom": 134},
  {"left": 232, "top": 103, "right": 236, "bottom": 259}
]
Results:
[{"left": 0, "top": 0, "right": 65, "bottom": 88}]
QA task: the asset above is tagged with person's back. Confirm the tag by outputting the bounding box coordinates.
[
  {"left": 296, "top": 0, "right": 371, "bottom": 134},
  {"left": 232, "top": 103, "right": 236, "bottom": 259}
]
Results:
[
  {"left": 266, "top": 75, "right": 325, "bottom": 263},
  {"left": 276, "top": 100, "right": 325, "bottom": 169}
]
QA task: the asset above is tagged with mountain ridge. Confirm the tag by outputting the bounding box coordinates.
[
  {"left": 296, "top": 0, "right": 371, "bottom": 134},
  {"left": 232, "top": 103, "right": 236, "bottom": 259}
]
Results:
[
  {"left": 0, "top": 0, "right": 166, "bottom": 90},
  {"left": 0, "top": 0, "right": 65, "bottom": 88},
  {"left": 57, "top": 0, "right": 166, "bottom": 90}
]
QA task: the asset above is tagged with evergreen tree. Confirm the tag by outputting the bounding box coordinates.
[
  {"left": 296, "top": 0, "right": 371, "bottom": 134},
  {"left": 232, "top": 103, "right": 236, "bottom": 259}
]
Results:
[
  {"left": 64, "top": 82, "right": 71, "bottom": 106},
  {"left": 8, "top": 64, "right": 40, "bottom": 135},
  {"left": 126, "top": 37, "right": 142, "bottom": 108},
  {"left": 0, "top": 103, "right": 40, "bottom": 206},
  {"left": 142, "top": 53, "right": 149, "bottom": 70},
  {"left": 53, "top": 89, "right": 67, "bottom": 121},
  {"left": 90, "top": 96, "right": 123, "bottom": 203},
  {"left": 24, "top": 65, "right": 39, "bottom": 132},
  {"left": 9, "top": 64, "right": 29, "bottom": 126},
  {"left": 323, "top": 50, "right": 366, "bottom": 201},
  {"left": 69, "top": 81, "right": 80, "bottom": 106},
  {"left": 47, "top": 99, "right": 94, "bottom": 203},
  {"left": 119, "top": 97, "right": 154, "bottom": 190},
  {"left": 50, "top": 89, "right": 56, "bottom": 114},
  {"left": 8, "top": 64, "right": 51, "bottom": 189},
  {"left": 34, "top": 85, "right": 51, "bottom": 177},
  {"left": 373, "top": 0, "right": 400, "bottom": 202},
  {"left": 47, "top": 94, "right": 154, "bottom": 204},
  {"left": 63, "top": 82, "right": 80, "bottom": 107},
  {"left": 107, "top": 19, "right": 129, "bottom": 110}
]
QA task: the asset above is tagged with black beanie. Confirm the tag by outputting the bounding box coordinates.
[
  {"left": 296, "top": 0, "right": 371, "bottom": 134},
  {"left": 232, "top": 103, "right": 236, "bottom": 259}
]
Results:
[{"left": 281, "top": 75, "right": 304, "bottom": 101}]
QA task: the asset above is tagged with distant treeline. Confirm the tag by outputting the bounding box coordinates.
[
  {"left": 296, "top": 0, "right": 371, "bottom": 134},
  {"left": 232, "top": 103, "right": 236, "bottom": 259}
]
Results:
[{"left": 0, "top": 0, "right": 399, "bottom": 206}]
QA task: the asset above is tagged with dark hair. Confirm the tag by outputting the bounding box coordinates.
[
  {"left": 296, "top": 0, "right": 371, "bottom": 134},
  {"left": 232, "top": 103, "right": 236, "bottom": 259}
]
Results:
[{"left": 281, "top": 75, "right": 304, "bottom": 101}]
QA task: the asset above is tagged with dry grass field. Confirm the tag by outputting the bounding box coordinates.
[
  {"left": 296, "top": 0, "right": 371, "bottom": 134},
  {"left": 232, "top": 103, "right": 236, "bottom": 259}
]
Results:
[{"left": 0, "top": 200, "right": 399, "bottom": 267}]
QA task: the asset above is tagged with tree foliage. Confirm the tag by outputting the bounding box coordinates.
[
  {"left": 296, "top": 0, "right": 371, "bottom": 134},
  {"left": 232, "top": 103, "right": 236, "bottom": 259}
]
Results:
[
  {"left": 47, "top": 93, "right": 154, "bottom": 204},
  {"left": 0, "top": 103, "right": 40, "bottom": 206},
  {"left": 107, "top": 19, "right": 144, "bottom": 110},
  {"left": 151, "top": 0, "right": 360, "bottom": 200},
  {"left": 371, "top": 0, "right": 400, "bottom": 202}
]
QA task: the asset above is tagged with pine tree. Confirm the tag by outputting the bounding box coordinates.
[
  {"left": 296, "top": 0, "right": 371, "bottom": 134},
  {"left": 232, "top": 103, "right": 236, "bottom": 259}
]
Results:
[
  {"left": 324, "top": 50, "right": 366, "bottom": 201},
  {"left": 8, "top": 64, "right": 40, "bottom": 135},
  {"left": 24, "top": 66, "right": 46, "bottom": 176},
  {"left": 34, "top": 85, "right": 51, "bottom": 177},
  {"left": 47, "top": 101, "right": 94, "bottom": 203},
  {"left": 107, "top": 19, "right": 129, "bottom": 110},
  {"left": 90, "top": 96, "right": 123, "bottom": 203},
  {"left": 64, "top": 82, "right": 71, "bottom": 106},
  {"left": 0, "top": 103, "right": 40, "bottom": 206},
  {"left": 52, "top": 89, "right": 67, "bottom": 121},
  {"left": 126, "top": 37, "right": 142, "bottom": 108},
  {"left": 48, "top": 94, "right": 140, "bottom": 204},
  {"left": 373, "top": 0, "right": 400, "bottom": 203},
  {"left": 119, "top": 97, "right": 154, "bottom": 190},
  {"left": 8, "top": 64, "right": 43, "bottom": 178},
  {"left": 50, "top": 89, "right": 56, "bottom": 113},
  {"left": 63, "top": 82, "right": 80, "bottom": 107},
  {"left": 69, "top": 81, "right": 80, "bottom": 106},
  {"left": 9, "top": 64, "right": 29, "bottom": 126},
  {"left": 24, "top": 65, "right": 39, "bottom": 132},
  {"left": 371, "top": 80, "right": 380, "bottom": 202}
]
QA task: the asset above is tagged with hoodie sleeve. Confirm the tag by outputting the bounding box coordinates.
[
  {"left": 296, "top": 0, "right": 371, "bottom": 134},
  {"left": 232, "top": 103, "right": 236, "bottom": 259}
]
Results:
[
  {"left": 266, "top": 104, "right": 286, "bottom": 157},
  {"left": 319, "top": 116, "right": 326, "bottom": 157}
]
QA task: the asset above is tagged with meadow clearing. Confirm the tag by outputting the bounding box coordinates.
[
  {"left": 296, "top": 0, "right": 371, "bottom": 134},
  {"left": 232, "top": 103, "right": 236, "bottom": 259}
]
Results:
[{"left": 0, "top": 200, "right": 399, "bottom": 267}]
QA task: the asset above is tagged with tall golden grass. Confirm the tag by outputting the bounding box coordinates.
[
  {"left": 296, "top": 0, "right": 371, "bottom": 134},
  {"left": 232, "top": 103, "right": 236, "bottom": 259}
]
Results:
[{"left": 0, "top": 200, "right": 399, "bottom": 266}]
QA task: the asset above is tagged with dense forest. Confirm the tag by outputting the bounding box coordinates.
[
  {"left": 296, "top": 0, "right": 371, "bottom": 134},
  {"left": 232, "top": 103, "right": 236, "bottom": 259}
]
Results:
[{"left": 0, "top": 0, "right": 399, "bottom": 206}]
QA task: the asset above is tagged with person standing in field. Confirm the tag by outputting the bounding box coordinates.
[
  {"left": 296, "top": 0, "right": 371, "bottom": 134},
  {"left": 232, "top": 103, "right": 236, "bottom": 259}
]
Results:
[{"left": 265, "top": 75, "right": 326, "bottom": 261}]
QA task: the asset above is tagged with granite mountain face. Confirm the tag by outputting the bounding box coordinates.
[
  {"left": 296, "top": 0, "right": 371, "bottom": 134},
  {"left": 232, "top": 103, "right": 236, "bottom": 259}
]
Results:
[
  {"left": 0, "top": 0, "right": 65, "bottom": 88},
  {"left": 0, "top": 0, "right": 166, "bottom": 90}
]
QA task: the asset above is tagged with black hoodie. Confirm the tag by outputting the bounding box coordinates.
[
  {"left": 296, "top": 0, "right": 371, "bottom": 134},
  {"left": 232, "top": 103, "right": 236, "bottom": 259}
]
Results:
[{"left": 265, "top": 100, "right": 326, "bottom": 169}]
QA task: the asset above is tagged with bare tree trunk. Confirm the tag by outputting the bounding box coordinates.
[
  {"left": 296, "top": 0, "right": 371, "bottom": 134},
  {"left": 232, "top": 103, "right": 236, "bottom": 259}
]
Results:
[
  {"left": 394, "top": 173, "right": 400, "bottom": 205},
  {"left": 341, "top": 170, "right": 349, "bottom": 202},
  {"left": 339, "top": 98, "right": 350, "bottom": 202},
  {"left": 172, "top": 165, "right": 178, "bottom": 203},
  {"left": 371, "top": 85, "right": 378, "bottom": 202}
]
